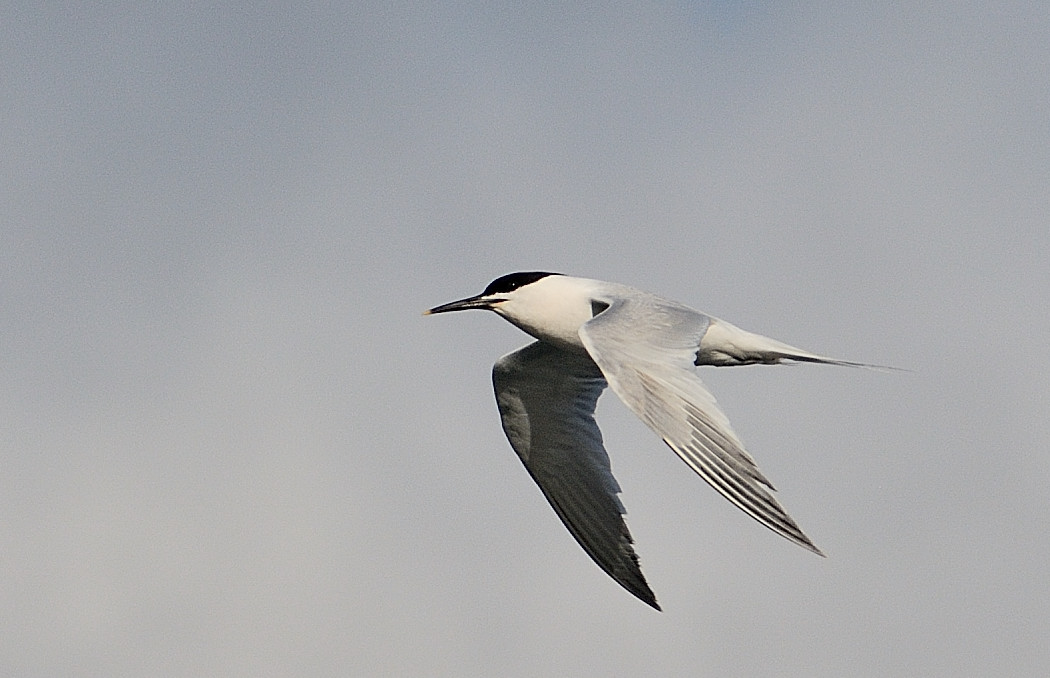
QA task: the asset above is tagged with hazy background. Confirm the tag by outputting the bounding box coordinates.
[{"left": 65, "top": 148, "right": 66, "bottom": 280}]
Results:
[{"left": 3, "top": 2, "right": 1048, "bottom": 676}]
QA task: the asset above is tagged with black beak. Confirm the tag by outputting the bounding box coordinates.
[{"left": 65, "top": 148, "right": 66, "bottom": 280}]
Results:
[{"left": 423, "top": 294, "right": 497, "bottom": 315}]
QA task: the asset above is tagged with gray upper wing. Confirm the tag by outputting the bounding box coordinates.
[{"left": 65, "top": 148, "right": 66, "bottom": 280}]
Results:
[
  {"left": 579, "top": 296, "right": 823, "bottom": 556},
  {"left": 492, "top": 341, "right": 660, "bottom": 610}
]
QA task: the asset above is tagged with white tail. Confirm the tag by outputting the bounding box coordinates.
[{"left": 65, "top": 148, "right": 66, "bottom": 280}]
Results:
[{"left": 696, "top": 319, "right": 898, "bottom": 370}]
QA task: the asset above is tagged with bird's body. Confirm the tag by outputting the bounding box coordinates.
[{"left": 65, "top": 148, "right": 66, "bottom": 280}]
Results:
[{"left": 426, "top": 272, "right": 874, "bottom": 610}]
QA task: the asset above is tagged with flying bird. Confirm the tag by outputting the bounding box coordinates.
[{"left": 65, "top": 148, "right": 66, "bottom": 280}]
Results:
[{"left": 426, "top": 272, "right": 876, "bottom": 610}]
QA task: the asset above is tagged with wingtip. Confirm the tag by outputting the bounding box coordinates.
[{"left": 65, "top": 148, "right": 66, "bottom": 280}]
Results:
[
  {"left": 799, "top": 538, "right": 826, "bottom": 558},
  {"left": 619, "top": 562, "right": 662, "bottom": 611},
  {"left": 634, "top": 587, "right": 662, "bottom": 611}
]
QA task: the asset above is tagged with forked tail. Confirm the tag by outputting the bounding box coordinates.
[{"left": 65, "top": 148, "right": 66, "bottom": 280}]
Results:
[{"left": 696, "top": 318, "right": 900, "bottom": 370}]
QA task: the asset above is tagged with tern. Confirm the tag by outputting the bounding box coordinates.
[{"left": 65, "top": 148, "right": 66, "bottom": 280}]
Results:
[{"left": 426, "top": 272, "right": 876, "bottom": 610}]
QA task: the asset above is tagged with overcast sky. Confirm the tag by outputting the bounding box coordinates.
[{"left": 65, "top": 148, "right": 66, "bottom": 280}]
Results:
[{"left": 3, "top": 2, "right": 1049, "bottom": 676}]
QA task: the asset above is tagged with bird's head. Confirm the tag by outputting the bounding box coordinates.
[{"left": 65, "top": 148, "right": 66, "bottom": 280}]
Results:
[
  {"left": 424, "top": 271, "right": 563, "bottom": 316},
  {"left": 426, "top": 272, "right": 604, "bottom": 350}
]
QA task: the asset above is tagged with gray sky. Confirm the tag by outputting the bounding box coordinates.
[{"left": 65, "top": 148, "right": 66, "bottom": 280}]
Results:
[{"left": 3, "top": 2, "right": 1049, "bottom": 676}]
